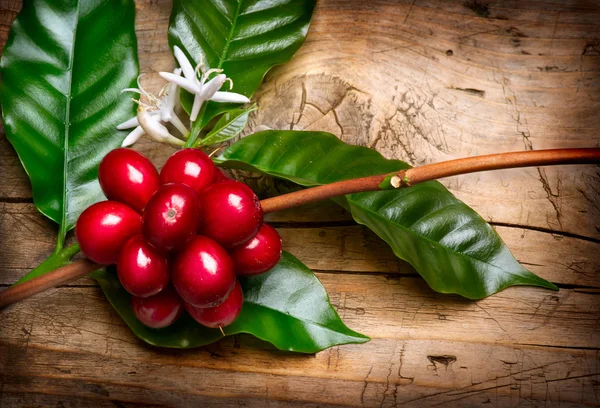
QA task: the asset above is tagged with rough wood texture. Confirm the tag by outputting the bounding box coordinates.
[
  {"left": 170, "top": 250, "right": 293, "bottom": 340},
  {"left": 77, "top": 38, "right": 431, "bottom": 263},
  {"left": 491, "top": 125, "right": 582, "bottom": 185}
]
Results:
[{"left": 1, "top": 0, "right": 599, "bottom": 407}]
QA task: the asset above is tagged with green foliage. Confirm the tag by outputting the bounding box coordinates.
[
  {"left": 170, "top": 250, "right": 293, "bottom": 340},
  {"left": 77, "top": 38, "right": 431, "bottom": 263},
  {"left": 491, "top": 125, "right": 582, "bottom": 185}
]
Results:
[
  {"left": 168, "top": 0, "right": 317, "bottom": 145},
  {"left": 216, "top": 131, "right": 558, "bottom": 299},
  {"left": 0, "top": 0, "right": 139, "bottom": 246},
  {"left": 94, "top": 251, "right": 369, "bottom": 352},
  {"left": 198, "top": 105, "right": 256, "bottom": 147}
]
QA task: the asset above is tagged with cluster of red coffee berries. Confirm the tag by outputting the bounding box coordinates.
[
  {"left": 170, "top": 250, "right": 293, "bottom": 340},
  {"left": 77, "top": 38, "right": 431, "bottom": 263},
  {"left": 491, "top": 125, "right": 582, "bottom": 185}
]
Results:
[{"left": 75, "top": 148, "right": 282, "bottom": 331}]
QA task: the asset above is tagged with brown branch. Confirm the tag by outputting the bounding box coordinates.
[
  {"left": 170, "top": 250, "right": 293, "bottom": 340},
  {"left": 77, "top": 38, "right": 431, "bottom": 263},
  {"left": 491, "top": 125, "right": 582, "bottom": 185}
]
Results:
[
  {"left": 261, "top": 148, "right": 600, "bottom": 213},
  {"left": 260, "top": 174, "right": 386, "bottom": 213},
  {"left": 0, "top": 259, "right": 100, "bottom": 309},
  {"left": 1, "top": 148, "right": 599, "bottom": 308}
]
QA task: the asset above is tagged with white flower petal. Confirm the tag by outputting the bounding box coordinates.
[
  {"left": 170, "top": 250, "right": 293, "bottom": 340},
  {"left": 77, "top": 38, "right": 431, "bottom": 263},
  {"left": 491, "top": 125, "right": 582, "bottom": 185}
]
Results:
[
  {"left": 159, "top": 71, "right": 199, "bottom": 94},
  {"left": 121, "top": 126, "right": 144, "bottom": 147},
  {"left": 121, "top": 88, "right": 143, "bottom": 95},
  {"left": 210, "top": 91, "right": 250, "bottom": 104},
  {"left": 169, "top": 113, "right": 190, "bottom": 137},
  {"left": 173, "top": 45, "right": 196, "bottom": 82},
  {"left": 138, "top": 108, "right": 168, "bottom": 141},
  {"left": 190, "top": 95, "right": 205, "bottom": 122},
  {"left": 160, "top": 98, "right": 172, "bottom": 122},
  {"left": 137, "top": 107, "right": 185, "bottom": 147},
  {"left": 162, "top": 67, "right": 182, "bottom": 120},
  {"left": 117, "top": 116, "right": 139, "bottom": 130},
  {"left": 200, "top": 74, "right": 226, "bottom": 99}
]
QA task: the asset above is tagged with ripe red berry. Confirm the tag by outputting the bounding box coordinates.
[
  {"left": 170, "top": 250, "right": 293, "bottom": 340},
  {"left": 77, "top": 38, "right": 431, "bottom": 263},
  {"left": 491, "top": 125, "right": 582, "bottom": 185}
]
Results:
[
  {"left": 172, "top": 235, "right": 236, "bottom": 308},
  {"left": 159, "top": 148, "right": 217, "bottom": 194},
  {"left": 185, "top": 281, "right": 243, "bottom": 329},
  {"left": 117, "top": 235, "right": 169, "bottom": 297},
  {"left": 75, "top": 201, "right": 141, "bottom": 265},
  {"left": 142, "top": 183, "right": 201, "bottom": 252},
  {"left": 99, "top": 148, "right": 159, "bottom": 213},
  {"left": 131, "top": 286, "right": 183, "bottom": 329},
  {"left": 214, "top": 169, "right": 230, "bottom": 183},
  {"left": 229, "top": 224, "right": 282, "bottom": 276},
  {"left": 199, "top": 180, "right": 263, "bottom": 248}
]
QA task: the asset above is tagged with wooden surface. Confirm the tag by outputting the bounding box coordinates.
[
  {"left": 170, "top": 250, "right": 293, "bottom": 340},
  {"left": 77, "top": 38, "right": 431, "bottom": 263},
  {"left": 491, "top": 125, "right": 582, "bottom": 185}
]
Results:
[{"left": 1, "top": 0, "right": 599, "bottom": 406}]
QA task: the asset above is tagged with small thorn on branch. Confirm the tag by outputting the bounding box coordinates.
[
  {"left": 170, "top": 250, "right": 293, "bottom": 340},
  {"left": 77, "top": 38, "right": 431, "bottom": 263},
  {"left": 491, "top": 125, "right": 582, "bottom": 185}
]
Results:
[{"left": 390, "top": 175, "right": 402, "bottom": 188}]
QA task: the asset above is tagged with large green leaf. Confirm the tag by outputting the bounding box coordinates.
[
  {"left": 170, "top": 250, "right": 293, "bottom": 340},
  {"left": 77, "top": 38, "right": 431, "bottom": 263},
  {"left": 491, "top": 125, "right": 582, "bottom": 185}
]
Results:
[
  {"left": 215, "top": 131, "right": 558, "bottom": 299},
  {"left": 94, "top": 251, "right": 368, "bottom": 353},
  {"left": 0, "top": 0, "right": 139, "bottom": 244},
  {"left": 167, "top": 0, "right": 316, "bottom": 144}
]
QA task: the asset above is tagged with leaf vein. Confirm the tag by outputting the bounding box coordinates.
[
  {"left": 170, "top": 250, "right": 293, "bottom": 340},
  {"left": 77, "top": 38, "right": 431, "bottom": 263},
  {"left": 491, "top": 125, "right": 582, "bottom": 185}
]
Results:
[{"left": 246, "top": 301, "right": 365, "bottom": 340}]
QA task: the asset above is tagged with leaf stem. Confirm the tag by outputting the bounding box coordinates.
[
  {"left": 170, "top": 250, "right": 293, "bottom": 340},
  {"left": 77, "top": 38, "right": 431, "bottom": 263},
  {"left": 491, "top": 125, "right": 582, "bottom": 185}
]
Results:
[
  {"left": 1, "top": 147, "right": 598, "bottom": 308},
  {"left": 259, "top": 148, "right": 600, "bottom": 213},
  {"left": 184, "top": 104, "right": 207, "bottom": 148},
  {"left": 55, "top": 223, "right": 68, "bottom": 252},
  {"left": 16, "top": 243, "right": 82, "bottom": 285}
]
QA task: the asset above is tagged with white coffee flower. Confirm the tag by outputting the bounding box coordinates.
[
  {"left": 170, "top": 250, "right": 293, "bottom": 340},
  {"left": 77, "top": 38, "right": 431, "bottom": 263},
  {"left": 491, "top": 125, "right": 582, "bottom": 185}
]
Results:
[
  {"left": 136, "top": 105, "right": 184, "bottom": 147},
  {"left": 117, "top": 70, "right": 188, "bottom": 147},
  {"left": 159, "top": 46, "right": 250, "bottom": 122}
]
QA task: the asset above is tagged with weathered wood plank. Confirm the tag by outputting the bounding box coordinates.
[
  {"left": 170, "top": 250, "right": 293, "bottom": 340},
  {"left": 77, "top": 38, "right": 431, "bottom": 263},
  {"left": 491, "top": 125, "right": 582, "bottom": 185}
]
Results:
[
  {"left": 1, "top": 203, "right": 599, "bottom": 287},
  {"left": 1, "top": 0, "right": 598, "bottom": 242},
  {"left": 1, "top": 328, "right": 598, "bottom": 406},
  {"left": 1, "top": 0, "right": 599, "bottom": 406},
  {"left": 250, "top": 0, "right": 600, "bottom": 240},
  {"left": 1, "top": 279, "right": 598, "bottom": 349},
  {"left": 0, "top": 393, "right": 152, "bottom": 408},
  {"left": 0, "top": 389, "right": 344, "bottom": 408}
]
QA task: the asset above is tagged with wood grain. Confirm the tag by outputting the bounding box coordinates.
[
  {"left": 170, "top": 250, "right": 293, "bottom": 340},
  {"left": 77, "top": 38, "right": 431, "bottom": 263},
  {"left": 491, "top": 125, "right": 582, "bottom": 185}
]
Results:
[
  {"left": 1, "top": 287, "right": 599, "bottom": 406},
  {"left": 0, "top": 0, "right": 599, "bottom": 406},
  {"left": 2, "top": 277, "right": 600, "bottom": 348},
  {"left": 1, "top": 342, "right": 598, "bottom": 407},
  {"left": 250, "top": 0, "right": 600, "bottom": 240},
  {"left": 2, "top": 203, "right": 599, "bottom": 287}
]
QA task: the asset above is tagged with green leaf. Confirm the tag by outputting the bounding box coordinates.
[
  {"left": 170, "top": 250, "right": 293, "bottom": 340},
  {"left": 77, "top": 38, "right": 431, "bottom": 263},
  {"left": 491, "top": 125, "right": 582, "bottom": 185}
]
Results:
[
  {"left": 215, "top": 131, "right": 558, "bottom": 299},
  {"left": 0, "top": 0, "right": 139, "bottom": 244},
  {"left": 168, "top": 0, "right": 317, "bottom": 145},
  {"left": 94, "top": 251, "right": 368, "bottom": 352},
  {"left": 198, "top": 105, "right": 256, "bottom": 147}
]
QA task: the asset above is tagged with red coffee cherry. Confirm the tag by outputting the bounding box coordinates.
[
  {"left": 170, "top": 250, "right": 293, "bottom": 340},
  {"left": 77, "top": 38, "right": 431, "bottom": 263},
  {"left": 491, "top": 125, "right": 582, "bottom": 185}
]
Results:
[
  {"left": 131, "top": 286, "right": 183, "bottom": 329},
  {"left": 75, "top": 201, "right": 141, "bottom": 265},
  {"left": 199, "top": 180, "right": 263, "bottom": 248},
  {"left": 142, "top": 183, "right": 201, "bottom": 252},
  {"left": 99, "top": 148, "right": 159, "bottom": 213},
  {"left": 185, "top": 281, "right": 243, "bottom": 329},
  {"left": 214, "top": 169, "right": 231, "bottom": 183},
  {"left": 117, "top": 235, "right": 169, "bottom": 298},
  {"left": 172, "top": 235, "right": 236, "bottom": 308},
  {"left": 159, "top": 148, "right": 217, "bottom": 194},
  {"left": 230, "top": 224, "right": 282, "bottom": 276}
]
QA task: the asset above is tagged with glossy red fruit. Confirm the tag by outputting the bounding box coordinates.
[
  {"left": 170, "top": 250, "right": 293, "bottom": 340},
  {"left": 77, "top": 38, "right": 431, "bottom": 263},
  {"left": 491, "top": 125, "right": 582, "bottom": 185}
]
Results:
[
  {"left": 172, "top": 235, "right": 236, "bottom": 308},
  {"left": 142, "top": 183, "right": 201, "bottom": 252},
  {"left": 185, "top": 281, "right": 243, "bottom": 329},
  {"left": 75, "top": 201, "right": 141, "bottom": 265},
  {"left": 131, "top": 286, "right": 183, "bottom": 329},
  {"left": 159, "top": 148, "right": 217, "bottom": 194},
  {"left": 117, "top": 235, "right": 169, "bottom": 297},
  {"left": 99, "top": 148, "right": 160, "bottom": 213},
  {"left": 199, "top": 180, "right": 263, "bottom": 248},
  {"left": 230, "top": 224, "right": 282, "bottom": 276},
  {"left": 214, "top": 169, "right": 230, "bottom": 183}
]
